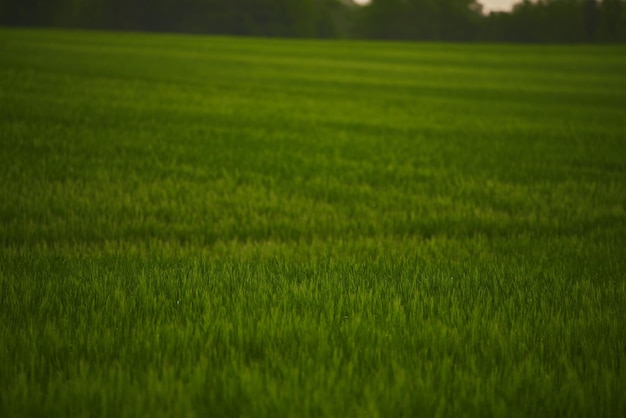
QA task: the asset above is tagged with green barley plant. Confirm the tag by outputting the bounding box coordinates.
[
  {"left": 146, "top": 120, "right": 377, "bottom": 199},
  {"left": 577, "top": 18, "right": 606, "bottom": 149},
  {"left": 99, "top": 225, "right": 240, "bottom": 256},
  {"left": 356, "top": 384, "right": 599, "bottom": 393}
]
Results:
[{"left": 1, "top": 28, "right": 625, "bottom": 417}]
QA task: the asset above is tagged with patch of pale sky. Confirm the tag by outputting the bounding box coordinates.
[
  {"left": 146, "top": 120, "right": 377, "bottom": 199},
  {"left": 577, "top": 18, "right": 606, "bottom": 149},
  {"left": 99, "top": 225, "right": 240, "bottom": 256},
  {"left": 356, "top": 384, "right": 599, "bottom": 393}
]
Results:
[{"left": 351, "top": 0, "right": 518, "bottom": 13}]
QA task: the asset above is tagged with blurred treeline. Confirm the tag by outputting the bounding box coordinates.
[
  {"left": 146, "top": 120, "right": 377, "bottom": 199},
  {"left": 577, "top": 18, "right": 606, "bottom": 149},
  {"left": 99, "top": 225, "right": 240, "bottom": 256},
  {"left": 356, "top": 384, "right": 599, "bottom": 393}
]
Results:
[{"left": 1, "top": 0, "right": 625, "bottom": 42}]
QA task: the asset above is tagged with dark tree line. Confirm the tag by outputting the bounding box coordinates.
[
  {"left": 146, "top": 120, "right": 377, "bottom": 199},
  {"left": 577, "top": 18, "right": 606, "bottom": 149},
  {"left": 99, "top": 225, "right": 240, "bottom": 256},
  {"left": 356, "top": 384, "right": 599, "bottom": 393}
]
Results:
[
  {"left": 481, "top": 0, "right": 625, "bottom": 42},
  {"left": 0, "top": 0, "right": 355, "bottom": 37},
  {"left": 353, "top": 0, "right": 485, "bottom": 41},
  {"left": 1, "top": 0, "right": 625, "bottom": 42}
]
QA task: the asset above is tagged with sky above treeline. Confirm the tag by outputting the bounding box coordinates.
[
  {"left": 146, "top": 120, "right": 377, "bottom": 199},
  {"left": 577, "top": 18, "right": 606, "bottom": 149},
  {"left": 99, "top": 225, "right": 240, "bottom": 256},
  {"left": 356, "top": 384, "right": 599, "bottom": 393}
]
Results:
[
  {"left": 353, "top": 0, "right": 517, "bottom": 12},
  {"left": 477, "top": 0, "right": 517, "bottom": 11}
]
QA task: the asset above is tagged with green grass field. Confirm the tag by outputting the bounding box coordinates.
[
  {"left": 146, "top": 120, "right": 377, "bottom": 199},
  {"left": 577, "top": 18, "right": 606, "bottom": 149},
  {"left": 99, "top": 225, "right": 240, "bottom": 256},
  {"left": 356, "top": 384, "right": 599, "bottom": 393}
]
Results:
[{"left": 1, "top": 28, "right": 626, "bottom": 417}]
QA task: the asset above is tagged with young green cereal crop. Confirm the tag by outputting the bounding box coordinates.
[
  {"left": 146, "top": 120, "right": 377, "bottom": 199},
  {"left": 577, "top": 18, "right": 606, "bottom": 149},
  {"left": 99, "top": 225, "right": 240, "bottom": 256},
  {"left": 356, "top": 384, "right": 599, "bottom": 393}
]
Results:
[{"left": 1, "top": 29, "right": 625, "bottom": 417}]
